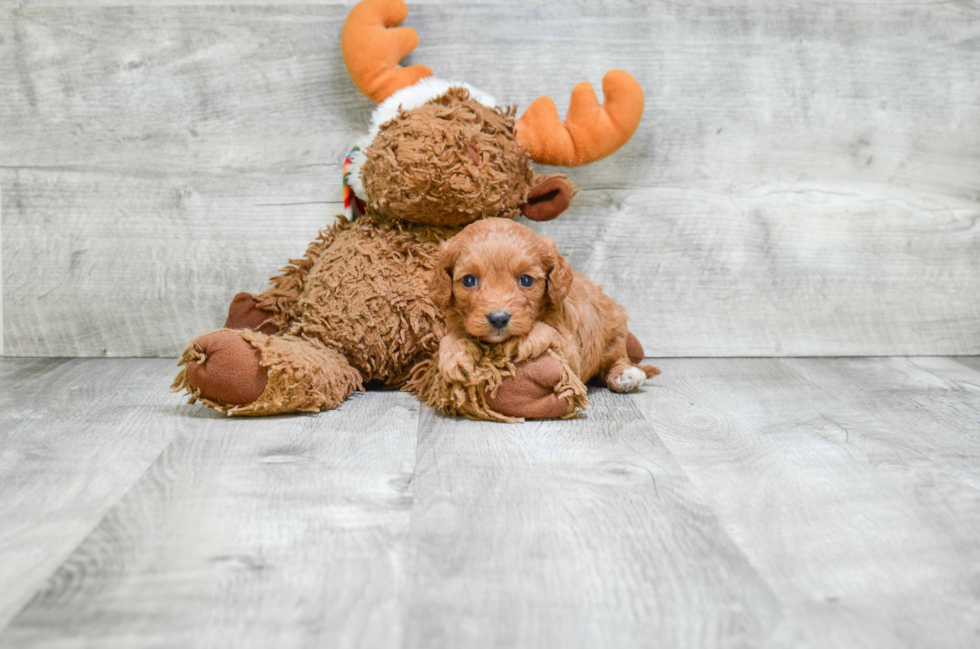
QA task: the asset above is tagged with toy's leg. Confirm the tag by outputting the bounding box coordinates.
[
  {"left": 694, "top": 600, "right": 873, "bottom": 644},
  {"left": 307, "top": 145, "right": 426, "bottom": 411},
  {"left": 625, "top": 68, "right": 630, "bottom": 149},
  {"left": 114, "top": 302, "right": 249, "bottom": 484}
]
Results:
[
  {"left": 485, "top": 355, "right": 577, "bottom": 419},
  {"left": 224, "top": 292, "right": 278, "bottom": 335},
  {"left": 172, "top": 329, "right": 363, "bottom": 416},
  {"left": 179, "top": 330, "right": 269, "bottom": 405}
]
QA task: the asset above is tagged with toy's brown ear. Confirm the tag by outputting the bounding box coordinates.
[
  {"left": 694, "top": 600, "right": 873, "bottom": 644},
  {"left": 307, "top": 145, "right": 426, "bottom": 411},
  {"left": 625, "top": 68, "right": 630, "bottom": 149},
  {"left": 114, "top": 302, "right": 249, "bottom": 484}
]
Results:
[
  {"left": 544, "top": 239, "right": 574, "bottom": 307},
  {"left": 430, "top": 238, "right": 461, "bottom": 310},
  {"left": 521, "top": 174, "right": 579, "bottom": 222}
]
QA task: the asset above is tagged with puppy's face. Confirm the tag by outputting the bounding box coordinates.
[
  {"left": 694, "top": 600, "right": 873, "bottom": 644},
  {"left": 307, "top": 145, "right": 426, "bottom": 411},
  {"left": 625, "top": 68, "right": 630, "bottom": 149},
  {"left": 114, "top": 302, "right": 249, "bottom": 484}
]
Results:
[
  {"left": 433, "top": 219, "right": 573, "bottom": 343},
  {"left": 452, "top": 246, "right": 548, "bottom": 343}
]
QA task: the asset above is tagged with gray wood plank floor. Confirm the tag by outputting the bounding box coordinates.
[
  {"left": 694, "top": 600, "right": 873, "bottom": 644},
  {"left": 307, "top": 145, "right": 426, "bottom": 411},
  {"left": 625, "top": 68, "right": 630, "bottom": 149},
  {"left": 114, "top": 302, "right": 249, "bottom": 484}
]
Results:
[{"left": 1, "top": 356, "right": 979, "bottom": 648}]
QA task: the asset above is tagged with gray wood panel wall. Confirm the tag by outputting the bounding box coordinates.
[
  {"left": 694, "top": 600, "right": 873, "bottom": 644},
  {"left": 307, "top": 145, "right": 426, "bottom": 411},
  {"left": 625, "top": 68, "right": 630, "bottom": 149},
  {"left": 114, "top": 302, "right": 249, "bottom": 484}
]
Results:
[{"left": 2, "top": 1, "right": 979, "bottom": 357}]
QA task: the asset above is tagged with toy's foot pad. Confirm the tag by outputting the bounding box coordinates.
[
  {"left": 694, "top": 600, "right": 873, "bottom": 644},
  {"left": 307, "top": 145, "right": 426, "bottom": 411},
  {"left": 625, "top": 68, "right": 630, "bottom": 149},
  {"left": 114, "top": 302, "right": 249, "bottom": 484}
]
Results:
[
  {"left": 225, "top": 292, "right": 278, "bottom": 335},
  {"left": 485, "top": 354, "right": 572, "bottom": 420},
  {"left": 185, "top": 331, "right": 268, "bottom": 406},
  {"left": 626, "top": 331, "right": 645, "bottom": 364}
]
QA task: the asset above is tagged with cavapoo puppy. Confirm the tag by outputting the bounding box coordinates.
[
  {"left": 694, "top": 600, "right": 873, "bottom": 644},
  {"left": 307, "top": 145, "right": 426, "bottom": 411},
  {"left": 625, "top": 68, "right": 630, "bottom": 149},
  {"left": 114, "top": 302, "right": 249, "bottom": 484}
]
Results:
[{"left": 432, "top": 218, "right": 660, "bottom": 394}]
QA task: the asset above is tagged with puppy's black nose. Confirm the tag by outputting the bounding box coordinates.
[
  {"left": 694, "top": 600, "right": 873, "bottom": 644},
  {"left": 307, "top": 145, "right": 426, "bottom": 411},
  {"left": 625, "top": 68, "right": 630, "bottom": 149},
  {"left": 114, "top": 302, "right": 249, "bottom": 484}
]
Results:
[{"left": 487, "top": 311, "right": 511, "bottom": 329}]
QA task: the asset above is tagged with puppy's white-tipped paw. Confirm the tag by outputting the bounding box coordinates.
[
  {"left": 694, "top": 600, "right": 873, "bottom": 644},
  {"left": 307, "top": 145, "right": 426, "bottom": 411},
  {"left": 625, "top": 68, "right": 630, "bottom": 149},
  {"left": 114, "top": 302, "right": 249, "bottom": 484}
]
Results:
[{"left": 610, "top": 366, "right": 647, "bottom": 393}]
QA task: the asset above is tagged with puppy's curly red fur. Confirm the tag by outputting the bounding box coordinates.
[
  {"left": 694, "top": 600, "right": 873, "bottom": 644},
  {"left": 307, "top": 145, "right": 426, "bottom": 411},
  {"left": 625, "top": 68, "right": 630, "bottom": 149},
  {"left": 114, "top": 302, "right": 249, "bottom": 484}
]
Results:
[{"left": 433, "top": 218, "right": 659, "bottom": 392}]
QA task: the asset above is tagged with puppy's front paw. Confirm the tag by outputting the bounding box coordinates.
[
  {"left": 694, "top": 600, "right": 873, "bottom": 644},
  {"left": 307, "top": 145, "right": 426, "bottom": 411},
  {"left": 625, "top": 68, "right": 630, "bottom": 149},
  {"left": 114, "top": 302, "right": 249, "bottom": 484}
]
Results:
[
  {"left": 514, "top": 322, "right": 561, "bottom": 362},
  {"left": 439, "top": 355, "right": 475, "bottom": 384},
  {"left": 438, "top": 334, "right": 481, "bottom": 384},
  {"left": 439, "top": 346, "right": 476, "bottom": 383},
  {"left": 516, "top": 337, "right": 550, "bottom": 362},
  {"left": 609, "top": 365, "right": 648, "bottom": 393}
]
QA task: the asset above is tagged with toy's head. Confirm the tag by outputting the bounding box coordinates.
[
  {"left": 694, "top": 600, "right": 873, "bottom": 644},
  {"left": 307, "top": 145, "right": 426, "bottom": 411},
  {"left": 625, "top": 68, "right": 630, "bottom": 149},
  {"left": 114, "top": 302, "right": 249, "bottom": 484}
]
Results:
[{"left": 341, "top": 0, "right": 644, "bottom": 227}]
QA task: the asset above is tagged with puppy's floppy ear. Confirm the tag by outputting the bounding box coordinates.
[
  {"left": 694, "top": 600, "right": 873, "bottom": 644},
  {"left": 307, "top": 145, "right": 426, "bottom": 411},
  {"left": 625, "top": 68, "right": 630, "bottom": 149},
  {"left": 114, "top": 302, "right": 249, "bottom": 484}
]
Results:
[
  {"left": 430, "top": 237, "right": 461, "bottom": 310},
  {"left": 521, "top": 173, "right": 579, "bottom": 222},
  {"left": 544, "top": 239, "right": 573, "bottom": 307}
]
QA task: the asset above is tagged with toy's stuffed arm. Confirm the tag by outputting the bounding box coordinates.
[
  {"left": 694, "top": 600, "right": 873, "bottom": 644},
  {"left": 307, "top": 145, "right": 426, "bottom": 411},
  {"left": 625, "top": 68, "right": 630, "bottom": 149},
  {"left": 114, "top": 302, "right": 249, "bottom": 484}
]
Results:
[{"left": 408, "top": 339, "right": 587, "bottom": 423}]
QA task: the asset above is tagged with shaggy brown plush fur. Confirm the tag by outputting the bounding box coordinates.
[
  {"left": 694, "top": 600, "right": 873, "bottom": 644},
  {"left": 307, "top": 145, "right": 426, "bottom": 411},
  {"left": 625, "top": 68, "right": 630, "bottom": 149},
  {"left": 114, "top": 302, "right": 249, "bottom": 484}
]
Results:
[
  {"left": 408, "top": 346, "right": 587, "bottom": 423},
  {"left": 173, "top": 90, "right": 598, "bottom": 418},
  {"left": 256, "top": 214, "right": 457, "bottom": 384},
  {"left": 174, "top": 0, "right": 648, "bottom": 420},
  {"left": 173, "top": 329, "right": 363, "bottom": 416},
  {"left": 361, "top": 89, "right": 533, "bottom": 226}
]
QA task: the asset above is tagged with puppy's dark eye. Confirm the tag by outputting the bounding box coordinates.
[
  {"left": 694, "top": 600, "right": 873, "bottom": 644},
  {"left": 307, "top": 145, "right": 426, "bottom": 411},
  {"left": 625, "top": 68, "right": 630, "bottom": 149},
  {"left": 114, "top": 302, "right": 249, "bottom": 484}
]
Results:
[
  {"left": 519, "top": 275, "right": 535, "bottom": 288},
  {"left": 461, "top": 274, "right": 478, "bottom": 288}
]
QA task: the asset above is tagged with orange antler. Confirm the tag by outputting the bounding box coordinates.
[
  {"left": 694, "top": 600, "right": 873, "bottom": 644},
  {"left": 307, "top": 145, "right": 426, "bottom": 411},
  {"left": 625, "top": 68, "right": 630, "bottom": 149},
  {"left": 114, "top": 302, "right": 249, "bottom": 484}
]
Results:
[
  {"left": 515, "top": 70, "right": 644, "bottom": 167},
  {"left": 342, "top": 0, "right": 433, "bottom": 104}
]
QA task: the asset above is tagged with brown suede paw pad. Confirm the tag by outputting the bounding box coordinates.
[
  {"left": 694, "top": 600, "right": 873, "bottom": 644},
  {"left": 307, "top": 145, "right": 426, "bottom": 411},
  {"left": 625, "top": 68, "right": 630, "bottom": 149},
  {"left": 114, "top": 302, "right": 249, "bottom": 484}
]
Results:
[
  {"left": 626, "top": 331, "right": 645, "bottom": 365},
  {"left": 225, "top": 292, "right": 278, "bottom": 335},
  {"left": 485, "top": 355, "right": 572, "bottom": 420},
  {"left": 184, "top": 331, "right": 268, "bottom": 406}
]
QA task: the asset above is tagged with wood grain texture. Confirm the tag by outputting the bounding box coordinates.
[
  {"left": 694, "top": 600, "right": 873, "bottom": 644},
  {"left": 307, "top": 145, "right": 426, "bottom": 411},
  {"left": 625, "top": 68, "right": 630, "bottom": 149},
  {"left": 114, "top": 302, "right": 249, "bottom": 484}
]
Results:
[
  {"left": 2, "top": 2, "right": 980, "bottom": 356},
  {"left": 636, "top": 357, "right": 980, "bottom": 649},
  {"left": 782, "top": 356, "right": 980, "bottom": 486},
  {"left": 403, "top": 389, "right": 798, "bottom": 649},
  {"left": 536, "top": 185, "right": 980, "bottom": 356},
  {"left": 0, "top": 358, "right": 182, "bottom": 631},
  {"left": 1, "top": 356, "right": 979, "bottom": 647},
  {"left": 1, "top": 386, "right": 420, "bottom": 648},
  {"left": 0, "top": 5, "right": 362, "bottom": 357}
]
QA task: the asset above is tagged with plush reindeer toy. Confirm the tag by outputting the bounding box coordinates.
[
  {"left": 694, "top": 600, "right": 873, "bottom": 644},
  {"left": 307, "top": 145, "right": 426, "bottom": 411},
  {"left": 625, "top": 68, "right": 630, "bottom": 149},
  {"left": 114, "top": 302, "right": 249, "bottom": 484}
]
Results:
[{"left": 173, "top": 0, "right": 647, "bottom": 420}]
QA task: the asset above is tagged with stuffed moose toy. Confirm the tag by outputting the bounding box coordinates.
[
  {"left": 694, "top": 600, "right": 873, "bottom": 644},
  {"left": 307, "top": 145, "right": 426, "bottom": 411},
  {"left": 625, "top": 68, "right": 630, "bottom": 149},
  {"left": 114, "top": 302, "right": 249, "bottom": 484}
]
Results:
[{"left": 173, "top": 0, "right": 646, "bottom": 420}]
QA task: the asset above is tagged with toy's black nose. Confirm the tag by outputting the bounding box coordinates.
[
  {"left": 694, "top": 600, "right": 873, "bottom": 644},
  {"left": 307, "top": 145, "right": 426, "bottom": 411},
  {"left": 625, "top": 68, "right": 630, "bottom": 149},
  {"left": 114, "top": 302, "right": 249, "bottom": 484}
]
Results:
[{"left": 487, "top": 311, "right": 511, "bottom": 329}]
